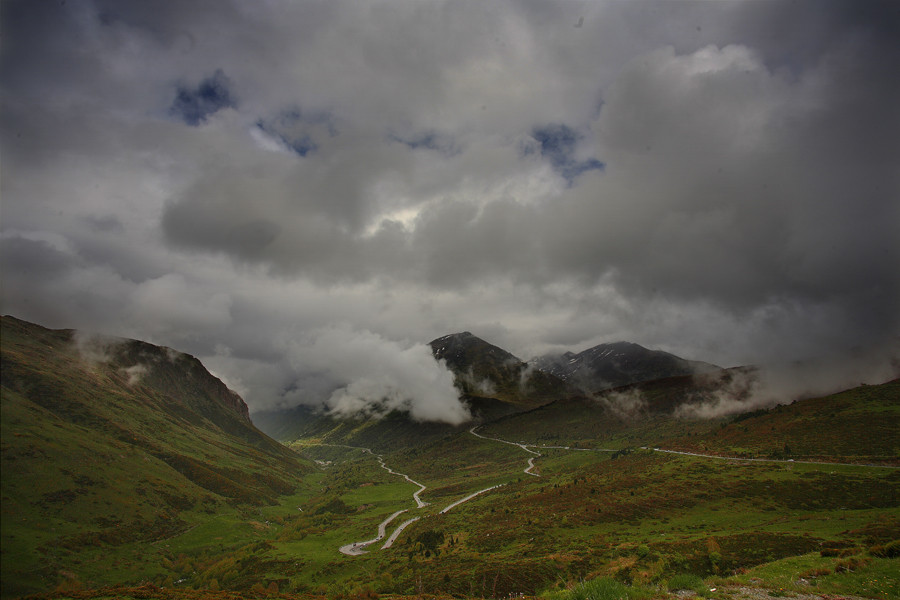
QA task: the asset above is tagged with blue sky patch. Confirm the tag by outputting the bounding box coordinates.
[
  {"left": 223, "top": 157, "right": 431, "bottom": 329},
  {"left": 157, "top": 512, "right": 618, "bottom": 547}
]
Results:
[
  {"left": 254, "top": 108, "right": 336, "bottom": 157},
  {"left": 532, "top": 124, "right": 604, "bottom": 185},
  {"left": 170, "top": 69, "right": 237, "bottom": 126},
  {"left": 255, "top": 120, "right": 318, "bottom": 157},
  {"left": 389, "top": 130, "right": 459, "bottom": 156}
]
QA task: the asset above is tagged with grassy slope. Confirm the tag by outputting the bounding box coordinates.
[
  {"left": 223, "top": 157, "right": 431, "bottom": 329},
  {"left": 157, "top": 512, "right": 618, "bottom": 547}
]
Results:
[
  {"left": 664, "top": 379, "right": 900, "bottom": 461},
  {"left": 0, "top": 317, "right": 312, "bottom": 598},
  {"left": 4, "top": 316, "right": 897, "bottom": 599},
  {"left": 477, "top": 377, "right": 899, "bottom": 463},
  {"left": 369, "top": 439, "right": 898, "bottom": 597},
  {"left": 181, "top": 375, "right": 897, "bottom": 598},
  {"left": 257, "top": 379, "right": 899, "bottom": 597}
]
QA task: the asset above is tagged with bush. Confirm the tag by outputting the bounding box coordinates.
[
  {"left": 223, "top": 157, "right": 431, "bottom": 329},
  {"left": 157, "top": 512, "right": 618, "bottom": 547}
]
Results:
[
  {"left": 667, "top": 573, "right": 704, "bottom": 593},
  {"left": 571, "top": 578, "right": 629, "bottom": 600},
  {"left": 834, "top": 556, "right": 872, "bottom": 573},
  {"left": 799, "top": 567, "right": 831, "bottom": 579},
  {"left": 543, "top": 578, "right": 631, "bottom": 600},
  {"left": 868, "top": 540, "right": 900, "bottom": 558}
]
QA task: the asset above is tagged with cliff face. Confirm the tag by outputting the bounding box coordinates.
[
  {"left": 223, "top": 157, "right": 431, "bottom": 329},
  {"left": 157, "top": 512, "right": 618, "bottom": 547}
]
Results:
[{"left": 145, "top": 343, "right": 252, "bottom": 423}]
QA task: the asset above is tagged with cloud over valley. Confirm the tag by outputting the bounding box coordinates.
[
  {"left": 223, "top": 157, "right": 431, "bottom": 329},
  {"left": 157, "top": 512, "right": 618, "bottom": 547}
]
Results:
[{"left": 2, "top": 0, "right": 898, "bottom": 416}]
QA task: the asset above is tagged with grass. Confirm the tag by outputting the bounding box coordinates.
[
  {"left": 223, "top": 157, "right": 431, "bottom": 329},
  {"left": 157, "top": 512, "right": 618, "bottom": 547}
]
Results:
[
  {"left": 716, "top": 550, "right": 900, "bottom": 599},
  {"left": 541, "top": 577, "right": 659, "bottom": 600},
  {"left": 6, "top": 438, "right": 900, "bottom": 597},
  {"left": 0, "top": 317, "right": 313, "bottom": 598},
  {"left": 4, "top": 316, "right": 899, "bottom": 599}
]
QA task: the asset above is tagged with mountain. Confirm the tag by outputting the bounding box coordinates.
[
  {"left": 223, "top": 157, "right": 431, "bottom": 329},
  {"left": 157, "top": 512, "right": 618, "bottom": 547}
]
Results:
[
  {"left": 0, "top": 316, "right": 310, "bottom": 597},
  {"left": 532, "top": 340, "right": 720, "bottom": 393},
  {"left": 478, "top": 368, "right": 753, "bottom": 448},
  {"left": 430, "top": 331, "right": 574, "bottom": 406},
  {"left": 254, "top": 332, "right": 575, "bottom": 448},
  {"left": 252, "top": 333, "right": 718, "bottom": 450},
  {"left": 2, "top": 315, "right": 898, "bottom": 599}
]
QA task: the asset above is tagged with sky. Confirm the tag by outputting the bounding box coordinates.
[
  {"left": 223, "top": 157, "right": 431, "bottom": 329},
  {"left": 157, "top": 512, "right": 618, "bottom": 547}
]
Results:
[{"left": 2, "top": 0, "right": 899, "bottom": 420}]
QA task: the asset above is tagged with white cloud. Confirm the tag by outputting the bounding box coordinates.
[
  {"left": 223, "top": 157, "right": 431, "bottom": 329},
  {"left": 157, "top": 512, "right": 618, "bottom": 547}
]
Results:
[{"left": 279, "top": 325, "right": 469, "bottom": 424}]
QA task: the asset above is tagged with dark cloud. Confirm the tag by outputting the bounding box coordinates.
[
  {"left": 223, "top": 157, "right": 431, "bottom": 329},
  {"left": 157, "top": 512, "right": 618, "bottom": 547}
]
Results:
[
  {"left": 84, "top": 215, "right": 125, "bottom": 234},
  {"left": 2, "top": 0, "right": 898, "bottom": 415},
  {"left": 0, "top": 236, "right": 76, "bottom": 279}
]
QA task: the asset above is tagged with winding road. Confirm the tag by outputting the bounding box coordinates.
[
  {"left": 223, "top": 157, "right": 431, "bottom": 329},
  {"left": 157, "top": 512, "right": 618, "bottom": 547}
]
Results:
[
  {"left": 329, "top": 425, "right": 898, "bottom": 556},
  {"left": 470, "top": 426, "right": 542, "bottom": 477},
  {"left": 339, "top": 509, "right": 407, "bottom": 556},
  {"left": 439, "top": 484, "right": 505, "bottom": 514},
  {"left": 375, "top": 455, "right": 429, "bottom": 507},
  {"left": 381, "top": 517, "right": 420, "bottom": 549},
  {"left": 328, "top": 444, "right": 508, "bottom": 555},
  {"left": 640, "top": 447, "right": 899, "bottom": 469}
]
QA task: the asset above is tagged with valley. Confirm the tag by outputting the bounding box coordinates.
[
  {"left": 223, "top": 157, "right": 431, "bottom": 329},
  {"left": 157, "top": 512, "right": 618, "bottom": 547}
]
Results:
[
  {"left": 2, "top": 317, "right": 898, "bottom": 600},
  {"left": 284, "top": 420, "right": 898, "bottom": 599}
]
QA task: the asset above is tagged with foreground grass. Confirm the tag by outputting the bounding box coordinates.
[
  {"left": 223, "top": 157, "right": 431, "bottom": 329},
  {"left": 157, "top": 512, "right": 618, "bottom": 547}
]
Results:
[
  {"left": 714, "top": 551, "right": 900, "bottom": 599},
  {"left": 541, "top": 577, "right": 656, "bottom": 600},
  {"left": 6, "top": 430, "right": 897, "bottom": 599}
]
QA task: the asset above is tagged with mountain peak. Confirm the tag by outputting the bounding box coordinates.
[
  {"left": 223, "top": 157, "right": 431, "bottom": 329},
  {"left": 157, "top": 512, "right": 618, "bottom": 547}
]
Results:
[
  {"left": 429, "top": 332, "right": 520, "bottom": 367},
  {"left": 429, "top": 332, "right": 572, "bottom": 405},
  {"left": 533, "top": 341, "right": 720, "bottom": 393}
]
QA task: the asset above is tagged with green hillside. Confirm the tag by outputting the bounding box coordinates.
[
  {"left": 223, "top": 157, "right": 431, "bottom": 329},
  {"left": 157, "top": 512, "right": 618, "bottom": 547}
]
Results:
[
  {"left": 665, "top": 379, "right": 900, "bottom": 462},
  {"left": 2, "top": 316, "right": 898, "bottom": 600},
  {"left": 0, "top": 316, "right": 311, "bottom": 598},
  {"left": 473, "top": 371, "right": 747, "bottom": 450},
  {"left": 476, "top": 372, "right": 899, "bottom": 464}
]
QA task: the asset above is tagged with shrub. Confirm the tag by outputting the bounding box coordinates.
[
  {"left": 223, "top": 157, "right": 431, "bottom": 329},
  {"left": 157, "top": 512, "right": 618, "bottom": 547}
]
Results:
[
  {"left": 834, "top": 556, "right": 872, "bottom": 573},
  {"left": 542, "top": 578, "right": 633, "bottom": 600},
  {"left": 571, "top": 578, "right": 629, "bottom": 600},
  {"left": 799, "top": 567, "right": 831, "bottom": 579},
  {"left": 868, "top": 540, "right": 900, "bottom": 558}
]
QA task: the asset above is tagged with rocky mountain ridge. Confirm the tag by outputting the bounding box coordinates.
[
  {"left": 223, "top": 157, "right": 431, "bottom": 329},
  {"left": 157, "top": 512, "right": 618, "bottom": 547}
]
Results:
[{"left": 532, "top": 340, "right": 721, "bottom": 393}]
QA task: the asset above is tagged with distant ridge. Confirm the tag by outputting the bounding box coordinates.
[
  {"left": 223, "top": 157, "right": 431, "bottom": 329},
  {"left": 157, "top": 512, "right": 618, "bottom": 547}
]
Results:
[
  {"left": 254, "top": 332, "right": 723, "bottom": 447},
  {"left": 430, "top": 331, "right": 574, "bottom": 405},
  {"left": 531, "top": 341, "right": 720, "bottom": 393},
  {"left": 255, "top": 332, "right": 573, "bottom": 448}
]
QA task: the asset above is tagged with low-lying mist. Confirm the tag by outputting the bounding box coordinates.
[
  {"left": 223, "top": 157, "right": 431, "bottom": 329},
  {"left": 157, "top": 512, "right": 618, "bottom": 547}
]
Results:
[
  {"left": 72, "top": 330, "right": 178, "bottom": 387},
  {"left": 283, "top": 325, "right": 470, "bottom": 425},
  {"left": 678, "top": 345, "right": 900, "bottom": 419}
]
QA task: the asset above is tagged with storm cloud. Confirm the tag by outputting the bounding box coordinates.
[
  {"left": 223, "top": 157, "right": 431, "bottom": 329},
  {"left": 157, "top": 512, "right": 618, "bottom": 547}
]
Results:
[{"left": 2, "top": 0, "right": 898, "bottom": 417}]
